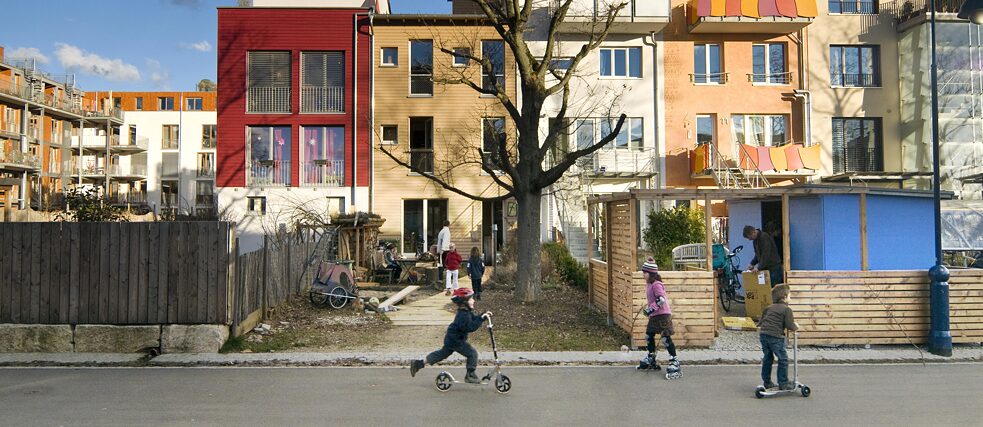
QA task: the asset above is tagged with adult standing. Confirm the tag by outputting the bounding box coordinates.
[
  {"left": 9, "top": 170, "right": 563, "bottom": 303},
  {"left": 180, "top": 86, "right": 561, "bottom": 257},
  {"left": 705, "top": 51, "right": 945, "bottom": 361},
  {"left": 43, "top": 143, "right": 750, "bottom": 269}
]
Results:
[
  {"left": 743, "top": 225, "right": 784, "bottom": 286},
  {"left": 436, "top": 220, "right": 451, "bottom": 267}
]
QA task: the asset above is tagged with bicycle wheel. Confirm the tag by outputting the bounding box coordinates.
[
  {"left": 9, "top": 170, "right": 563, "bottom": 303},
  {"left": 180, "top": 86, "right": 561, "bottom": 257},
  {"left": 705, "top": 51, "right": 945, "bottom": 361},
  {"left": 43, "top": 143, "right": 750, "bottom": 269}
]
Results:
[
  {"left": 719, "top": 280, "right": 732, "bottom": 312},
  {"left": 328, "top": 286, "right": 350, "bottom": 309},
  {"left": 309, "top": 290, "right": 329, "bottom": 307},
  {"left": 731, "top": 278, "right": 746, "bottom": 303}
]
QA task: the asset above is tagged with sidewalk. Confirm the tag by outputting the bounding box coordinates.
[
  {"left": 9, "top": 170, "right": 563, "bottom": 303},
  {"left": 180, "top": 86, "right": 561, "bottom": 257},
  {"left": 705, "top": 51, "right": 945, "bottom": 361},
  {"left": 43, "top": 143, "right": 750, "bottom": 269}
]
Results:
[{"left": 2, "top": 347, "right": 981, "bottom": 367}]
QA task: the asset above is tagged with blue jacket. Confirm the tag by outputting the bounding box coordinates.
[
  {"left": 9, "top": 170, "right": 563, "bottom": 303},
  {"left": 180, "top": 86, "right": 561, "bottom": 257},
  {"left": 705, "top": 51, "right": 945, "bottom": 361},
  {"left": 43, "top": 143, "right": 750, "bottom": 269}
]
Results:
[
  {"left": 444, "top": 308, "right": 486, "bottom": 346},
  {"left": 467, "top": 255, "right": 485, "bottom": 280}
]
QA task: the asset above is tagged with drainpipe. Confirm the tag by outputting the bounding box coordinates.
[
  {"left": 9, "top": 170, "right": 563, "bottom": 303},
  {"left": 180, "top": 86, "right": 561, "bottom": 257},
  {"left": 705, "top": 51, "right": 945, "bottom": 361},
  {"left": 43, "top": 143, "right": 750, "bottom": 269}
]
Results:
[
  {"left": 368, "top": 9, "right": 375, "bottom": 213},
  {"left": 352, "top": 11, "right": 370, "bottom": 211},
  {"left": 20, "top": 104, "right": 28, "bottom": 209},
  {"left": 643, "top": 32, "right": 662, "bottom": 189},
  {"left": 793, "top": 90, "right": 812, "bottom": 148}
]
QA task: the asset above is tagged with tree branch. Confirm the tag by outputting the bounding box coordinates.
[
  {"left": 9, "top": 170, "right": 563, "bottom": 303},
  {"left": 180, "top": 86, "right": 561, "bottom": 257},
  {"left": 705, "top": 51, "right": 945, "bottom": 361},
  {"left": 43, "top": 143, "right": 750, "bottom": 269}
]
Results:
[
  {"left": 378, "top": 145, "right": 513, "bottom": 202},
  {"left": 537, "top": 114, "right": 627, "bottom": 188},
  {"left": 545, "top": 1, "right": 628, "bottom": 97}
]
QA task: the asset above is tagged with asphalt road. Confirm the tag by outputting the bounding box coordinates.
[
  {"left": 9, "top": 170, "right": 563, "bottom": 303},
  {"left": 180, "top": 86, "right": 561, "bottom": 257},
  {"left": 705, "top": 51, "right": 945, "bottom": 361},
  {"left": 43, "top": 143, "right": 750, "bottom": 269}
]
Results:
[{"left": 1, "top": 364, "right": 981, "bottom": 426}]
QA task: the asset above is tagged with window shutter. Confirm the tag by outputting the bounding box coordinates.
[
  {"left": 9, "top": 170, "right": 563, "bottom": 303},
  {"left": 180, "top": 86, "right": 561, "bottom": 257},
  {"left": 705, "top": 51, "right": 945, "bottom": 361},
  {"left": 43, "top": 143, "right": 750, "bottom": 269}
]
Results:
[
  {"left": 248, "top": 52, "right": 290, "bottom": 88},
  {"left": 832, "top": 119, "right": 845, "bottom": 174}
]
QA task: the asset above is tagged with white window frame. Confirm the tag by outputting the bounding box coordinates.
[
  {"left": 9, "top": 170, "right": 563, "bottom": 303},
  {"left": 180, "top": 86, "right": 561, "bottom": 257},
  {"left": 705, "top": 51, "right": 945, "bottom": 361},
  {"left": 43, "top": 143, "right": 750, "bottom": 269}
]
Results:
[
  {"left": 186, "top": 97, "right": 203, "bottom": 111},
  {"left": 381, "top": 125, "right": 398, "bottom": 145},
  {"left": 247, "top": 196, "right": 267, "bottom": 215},
  {"left": 381, "top": 47, "right": 398, "bottom": 66},
  {"left": 452, "top": 47, "right": 470, "bottom": 67},
  {"left": 409, "top": 40, "right": 433, "bottom": 97},
  {"left": 599, "top": 47, "right": 642, "bottom": 79},
  {"left": 481, "top": 40, "right": 506, "bottom": 93},
  {"left": 730, "top": 114, "right": 789, "bottom": 157},
  {"left": 751, "top": 43, "right": 787, "bottom": 85},
  {"left": 693, "top": 44, "right": 723, "bottom": 84}
]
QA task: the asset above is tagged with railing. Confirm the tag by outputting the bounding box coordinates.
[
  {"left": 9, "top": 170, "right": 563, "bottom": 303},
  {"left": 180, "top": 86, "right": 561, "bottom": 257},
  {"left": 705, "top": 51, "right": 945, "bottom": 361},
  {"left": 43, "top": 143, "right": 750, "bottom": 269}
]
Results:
[
  {"left": 0, "top": 76, "right": 31, "bottom": 99},
  {"left": 833, "top": 147, "right": 883, "bottom": 174},
  {"left": 735, "top": 143, "right": 771, "bottom": 188},
  {"left": 161, "top": 194, "right": 179, "bottom": 207},
  {"left": 748, "top": 71, "right": 793, "bottom": 84},
  {"left": 112, "top": 135, "right": 149, "bottom": 151},
  {"left": 689, "top": 73, "right": 729, "bottom": 84},
  {"left": 890, "top": 0, "right": 964, "bottom": 22},
  {"left": 831, "top": 73, "right": 880, "bottom": 87},
  {"left": 247, "top": 159, "right": 291, "bottom": 186},
  {"left": 83, "top": 106, "right": 124, "bottom": 121},
  {"left": 247, "top": 87, "right": 291, "bottom": 113},
  {"left": 196, "top": 194, "right": 216, "bottom": 206},
  {"left": 301, "top": 86, "right": 344, "bottom": 113},
  {"left": 110, "top": 163, "right": 148, "bottom": 178},
  {"left": 829, "top": 0, "right": 879, "bottom": 13},
  {"left": 0, "top": 148, "right": 40, "bottom": 169},
  {"left": 162, "top": 137, "right": 179, "bottom": 150},
  {"left": 108, "top": 193, "right": 148, "bottom": 205},
  {"left": 581, "top": 147, "right": 658, "bottom": 175},
  {"left": 560, "top": 0, "right": 671, "bottom": 19},
  {"left": 300, "top": 159, "right": 345, "bottom": 187},
  {"left": 409, "top": 149, "right": 434, "bottom": 174}
]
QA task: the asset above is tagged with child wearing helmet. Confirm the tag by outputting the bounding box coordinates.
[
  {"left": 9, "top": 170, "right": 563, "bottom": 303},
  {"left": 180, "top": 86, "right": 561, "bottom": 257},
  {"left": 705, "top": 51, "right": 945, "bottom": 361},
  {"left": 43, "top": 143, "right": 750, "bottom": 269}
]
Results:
[
  {"left": 637, "top": 257, "right": 682, "bottom": 379},
  {"left": 409, "top": 287, "right": 490, "bottom": 383}
]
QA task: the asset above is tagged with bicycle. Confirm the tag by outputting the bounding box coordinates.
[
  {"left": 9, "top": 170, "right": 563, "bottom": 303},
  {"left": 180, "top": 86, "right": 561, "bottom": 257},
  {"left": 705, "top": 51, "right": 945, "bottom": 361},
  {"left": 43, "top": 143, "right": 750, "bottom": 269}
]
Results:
[
  {"left": 713, "top": 244, "right": 746, "bottom": 312},
  {"left": 308, "top": 260, "right": 359, "bottom": 309}
]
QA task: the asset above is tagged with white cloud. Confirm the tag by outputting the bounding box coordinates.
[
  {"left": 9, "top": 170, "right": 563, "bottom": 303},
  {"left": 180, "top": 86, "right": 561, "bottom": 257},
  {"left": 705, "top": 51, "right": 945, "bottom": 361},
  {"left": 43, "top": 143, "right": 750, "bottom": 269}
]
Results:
[
  {"left": 169, "top": 0, "right": 199, "bottom": 7},
  {"left": 180, "top": 40, "right": 212, "bottom": 53},
  {"left": 5, "top": 47, "right": 50, "bottom": 65},
  {"left": 145, "top": 58, "right": 172, "bottom": 90},
  {"left": 54, "top": 43, "right": 140, "bottom": 82}
]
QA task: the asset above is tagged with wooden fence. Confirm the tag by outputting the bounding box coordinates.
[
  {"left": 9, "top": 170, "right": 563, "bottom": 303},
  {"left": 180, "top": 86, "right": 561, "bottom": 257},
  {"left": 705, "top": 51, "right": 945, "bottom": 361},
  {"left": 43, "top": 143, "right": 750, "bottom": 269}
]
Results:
[
  {"left": 0, "top": 222, "right": 233, "bottom": 325},
  {"left": 231, "top": 236, "right": 317, "bottom": 335}
]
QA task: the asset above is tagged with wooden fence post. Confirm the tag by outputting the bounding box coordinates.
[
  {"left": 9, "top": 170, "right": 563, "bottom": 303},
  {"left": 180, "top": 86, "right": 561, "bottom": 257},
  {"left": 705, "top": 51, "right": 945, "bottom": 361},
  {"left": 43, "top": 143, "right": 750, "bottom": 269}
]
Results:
[
  {"left": 232, "top": 236, "right": 241, "bottom": 335},
  {"left": 261, "top": 235, "right": 268, "bottom": 321}
]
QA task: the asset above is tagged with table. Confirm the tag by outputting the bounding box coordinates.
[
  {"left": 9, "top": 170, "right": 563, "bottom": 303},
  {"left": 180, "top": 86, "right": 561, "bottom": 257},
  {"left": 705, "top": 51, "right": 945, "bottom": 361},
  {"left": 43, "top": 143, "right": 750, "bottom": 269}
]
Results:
[{"left": 395, "top": 258, "right": 419, "bottom": 283}]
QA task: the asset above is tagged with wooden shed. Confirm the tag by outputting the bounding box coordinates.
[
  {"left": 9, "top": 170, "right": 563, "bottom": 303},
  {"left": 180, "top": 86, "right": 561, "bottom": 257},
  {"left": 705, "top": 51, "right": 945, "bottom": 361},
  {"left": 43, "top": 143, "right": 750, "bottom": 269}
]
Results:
[{"left": 588, "top": 185, "right": 983, "bottom": 348}]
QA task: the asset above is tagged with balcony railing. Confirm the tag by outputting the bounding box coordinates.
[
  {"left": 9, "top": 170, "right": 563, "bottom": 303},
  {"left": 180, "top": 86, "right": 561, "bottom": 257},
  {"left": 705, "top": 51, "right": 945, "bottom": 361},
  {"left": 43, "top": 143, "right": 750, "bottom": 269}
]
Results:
[
  {"left": 409, "top": 149, "right": 434, "bottom": 174},
  {"left": 834, "top": 147, "right": 883, "bottom": 174},
  {"left": 109, "top": 164, "right": 147, "bottom": 178},
  {"left": 83, "top": 106, "right": 124, "bottom": 121},
  {"left": 0, "top": 148, "right": 40, "bottom": 170},
  {"left": 748, "top": 71, "right": 793, "bottom": 84},
  {"left": 890, "top": 0, "right": 963, "bottom": 23},
  {"left": 577, "top": 147, "right": 658, "bottom": 176},
  {"left": 108, "top": 193, "right": 148, "bottom": 205},
  {"left": 247, "top": 159, "right": 291, "bottom": 186},
  {"left": 300, "top": 159, "right": 345, "bottom": 187},
  {"left": 111, "top": 135, "right": 149, "bottom": 151},
  {"left": 831, "top": 73, "right": 881, "bottom": 87},
  {"left": 301, "top": 86, "right": 344, "bottom": 113},
  {"left": 830, "top": 0, "right": 878, "bottom": 13},
  {"left": 247, "top": 87, "right": 291, "bottom": 113},
  {"left": 197, "top": 161, "right": 216, "bottom": 177},
  {"left": 555, "top": 0, "right": 672, "bottom": 34},
  {"left": 689, "top": 72, "right": 729, "bottom": 84}
]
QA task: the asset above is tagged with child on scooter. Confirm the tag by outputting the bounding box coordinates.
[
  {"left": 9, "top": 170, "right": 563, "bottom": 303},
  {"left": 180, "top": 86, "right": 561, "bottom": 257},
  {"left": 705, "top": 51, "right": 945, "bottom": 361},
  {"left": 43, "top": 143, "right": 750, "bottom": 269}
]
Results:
[
  {"left": 409, "top": 288, "right": 490, "bottom": 383},
  {"left": 638, "top": 258, "right": 682, "bottom": 379},
  {"left": 757, "top": 284, "right": 798, "bottom": 390}
]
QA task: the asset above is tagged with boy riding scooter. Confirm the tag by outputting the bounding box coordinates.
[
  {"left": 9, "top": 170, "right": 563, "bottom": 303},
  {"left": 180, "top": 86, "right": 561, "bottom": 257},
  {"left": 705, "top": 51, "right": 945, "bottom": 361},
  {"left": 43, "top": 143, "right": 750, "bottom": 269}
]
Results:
[{"left": 409, "top": 288, "right": 490, "bottom": 383}]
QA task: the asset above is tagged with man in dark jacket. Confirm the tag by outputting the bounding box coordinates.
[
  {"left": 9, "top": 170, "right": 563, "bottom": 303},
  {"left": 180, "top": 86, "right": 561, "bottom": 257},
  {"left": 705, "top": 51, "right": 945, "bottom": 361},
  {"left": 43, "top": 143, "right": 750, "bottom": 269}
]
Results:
[{"left": 744, "top": 225, "right": 784, "bottom": 286}]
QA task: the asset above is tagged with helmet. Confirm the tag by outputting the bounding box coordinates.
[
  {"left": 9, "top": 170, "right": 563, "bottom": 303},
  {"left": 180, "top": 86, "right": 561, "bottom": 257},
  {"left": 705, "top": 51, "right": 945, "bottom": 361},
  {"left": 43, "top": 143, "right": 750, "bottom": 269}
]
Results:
[{"left": 451, "top": 288, "right": 475, "bottom": 303}]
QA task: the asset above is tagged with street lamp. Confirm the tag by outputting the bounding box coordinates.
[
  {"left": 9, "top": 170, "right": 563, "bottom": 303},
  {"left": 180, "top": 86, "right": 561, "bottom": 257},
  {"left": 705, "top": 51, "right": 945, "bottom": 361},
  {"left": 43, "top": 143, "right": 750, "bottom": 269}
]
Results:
[{"left": 927, "top": 0, "right": 983, "bottom": 357}]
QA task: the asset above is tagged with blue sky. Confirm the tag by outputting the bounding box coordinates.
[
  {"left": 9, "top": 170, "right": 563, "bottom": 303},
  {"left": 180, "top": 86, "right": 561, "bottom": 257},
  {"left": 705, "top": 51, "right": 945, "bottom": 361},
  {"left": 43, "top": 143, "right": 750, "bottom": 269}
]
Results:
[{"left": 1, "top": 0, "right": 448, "bottom": 92}]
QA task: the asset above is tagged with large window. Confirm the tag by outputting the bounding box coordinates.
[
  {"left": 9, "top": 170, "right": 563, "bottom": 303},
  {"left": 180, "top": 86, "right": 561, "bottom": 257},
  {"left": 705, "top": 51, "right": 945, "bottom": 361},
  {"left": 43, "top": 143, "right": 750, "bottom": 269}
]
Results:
[
  {"left": 186, "top": 97, "right": 203, "bottom": 111},
  {"left": 731, "top": 115, "right": 788, "bottom": 147},
  {"left": 197, "top": 152, "right": 215, "bottom": 177},
  {"left": 247, "top": 126, "right": 291, "bottom": 186},
  {"left": 752, "top": 43, "right": 787, "bottom": 84},
  {"left": 482, "top": 117, "right": 506, "bottom": 171},
  {"left": 301, "top": 126, "right": 345, "bottom": 186},
  {"left": 301, "top": 51, "right": 345, "bottom": 113},
  {"left": 572, "top": 117, "right": 644, "bottom": 150},
  {"left": 829, "top": 0, "right": 877, "bottom": 13},
  {"left": 158, "top": 97, "right": 174, "bottom": 111},
  {"left": 832, "top": 118, "right": 882, "bottom": 173},
  {"left": 196, "top": 181, "right": 214, "bottom": 206},
  {"left": 202, "top": 125, "right": 216, "bottom": 148},
  {"left": 409, "top": 117, "right": 433, "bottom": 173},
  {"left": 162, "top": 125, "right": 179, "bottom": 149},
  {"left": 600, "top": 47, "right": 642, "bottom": 78},
  {"left": 693, "top": 44, "right": 723, "bottom": 84},
  {"left": 247, "top": 51, "right": 291, "bottom": 113},
  {"left": 482, "top": 41, "right": 506, "bottom": 91},
  {"left": 410, "top": 41, "right": 433, "bottom": 96},
  {"left": 830, "top": 45, "right": 880, "bottom": 87}
]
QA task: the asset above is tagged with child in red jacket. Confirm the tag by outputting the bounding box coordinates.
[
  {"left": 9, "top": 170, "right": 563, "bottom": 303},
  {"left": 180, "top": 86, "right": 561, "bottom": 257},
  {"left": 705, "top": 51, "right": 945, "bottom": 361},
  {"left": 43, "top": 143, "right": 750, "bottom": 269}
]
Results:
[{"left": 443, "top": 243, "right": 462, "bottom": 295}]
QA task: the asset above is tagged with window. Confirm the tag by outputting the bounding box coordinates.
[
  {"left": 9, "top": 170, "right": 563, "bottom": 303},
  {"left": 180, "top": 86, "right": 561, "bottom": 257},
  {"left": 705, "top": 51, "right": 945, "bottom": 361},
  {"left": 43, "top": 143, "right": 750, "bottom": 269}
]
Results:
[
  {"left": 832, "top": 118, "right": 882, "bottom": 173},
  {"left": 202, "top": 125, "right": 216, "bottom": 148},
  {"left": 186, "top": 97, "right": 203, "bottom": 111},
  {"left": 247, "top": 196, "right": 267, "bottom": 215},
  {"left": 161, "top": 180, "right": 178, "bottom": 206},
  {"left": 572, "top": 117, "right": 644, "bottom": 150},
  {"left": 196, "top": 181, "right": 214, "bottom": 206},
  {"left": 381, "top": 47, "right": 398, "bottom": 66},
  {"left": 326, "top": 197, "right": 346, "bottom": 216},
  {"left": 575, "top": 119, "right": 595, "bottom": 150},
  {"left": 452, "top": 47, "right": 470, "bottom": 67},
  {"left": 830, "top": 45, "right": 880, "bottom": 87},
  {"left": 751, "top": 43, "right": 788, "bottom": 84},
  {"left": 197, "top": 152, "right": 215, "bottom": 177},
  {"left": 599, "top": 47, "right": 642, "bottom": 78},
  {"left": 696, "top": 115, "right": 715, "bottom": 145},
  {"left": 549, "top": 57, "right": 573, "bottom": 73},
  {"left": 482, "top": 117, "right": 506, "bottom": 171},
  {"left": 113, "top": 97, "right": 121, "bottom": 109},
  {"left": 410, "top": 41, "right": 433, "bottom": 96},
  {"left": 693, "top": 44, "right": 723, "bottom": 84},
  {"left": 301, "top": 51, "right": 345, "bottom": 113},
  {"left": 381, "top": 125, "right": 398, "bottom": 145},
  {"left": 247, "top": 51, "right": 291, "bottom": 113},
  {"left": 301, "top": 126, "right": 345, "bottom": 186},
  {"left": 409, "top": 117, "right": 433, "bottom": 173},
  {"left": 247, "top": 126, "right": 291, "bottom": 186},
  {"left": 128, "top": 125, "right": 137, "bottom": 146},
  {"left": 731, "top": 115, "right": 788, "bottom": 157},
  {"left": 162, "top": 125, "right": 179, "bottom": 149},
  {"left": 135, "top": 97, "right": 143, "bottom": 110},
  {"left": 482, "top": 41, "right": 506, "bottom": 91},
  {"left": 158, "top": 97, "right": 174, "bottom": 110},
  {"left": 829, "top": 0, "right": 877, "bottom": 14}
]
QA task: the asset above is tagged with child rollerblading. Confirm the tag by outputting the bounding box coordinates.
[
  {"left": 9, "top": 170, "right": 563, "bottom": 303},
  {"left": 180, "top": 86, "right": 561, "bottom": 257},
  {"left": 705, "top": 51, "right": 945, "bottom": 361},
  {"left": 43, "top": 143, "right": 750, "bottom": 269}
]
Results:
[
  {"left": 409, "top": 288, "right": 490, "bottom": 383},
  {"left": 636, "top": 258, "right": 682, "bottom": 380}
]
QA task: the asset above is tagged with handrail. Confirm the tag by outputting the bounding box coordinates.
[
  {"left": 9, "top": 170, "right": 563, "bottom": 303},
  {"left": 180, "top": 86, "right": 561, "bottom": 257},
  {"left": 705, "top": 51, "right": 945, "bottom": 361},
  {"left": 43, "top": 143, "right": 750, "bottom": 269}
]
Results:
[
  {"left": 747, "top": 71, "right": 793, "bottom": 84},
  {"left": 737, "top": 143, "right": 772, "bottom": 188},
  {"left": 689, "top": 72, "right": 729, "bottom": 84}
]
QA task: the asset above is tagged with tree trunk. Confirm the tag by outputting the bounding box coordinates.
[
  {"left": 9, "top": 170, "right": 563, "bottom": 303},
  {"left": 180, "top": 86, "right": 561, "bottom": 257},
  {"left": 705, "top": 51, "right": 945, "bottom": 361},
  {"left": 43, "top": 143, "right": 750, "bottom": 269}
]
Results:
[{"left": 513, "top": 189, "right": 542, "bottom": 302}]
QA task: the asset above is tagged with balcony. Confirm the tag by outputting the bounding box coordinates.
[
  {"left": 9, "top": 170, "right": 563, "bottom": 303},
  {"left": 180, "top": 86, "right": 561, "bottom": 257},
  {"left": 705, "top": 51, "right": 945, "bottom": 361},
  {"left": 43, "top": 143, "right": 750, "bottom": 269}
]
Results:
[
  {"left": 831, "top": 73, "right": 880, "bottom": 88},
  {"left": 748, "top": 71, "right": 793, "bottom": 85},
  {"left": 247, "top": 87, "right": 291, "bottom": 114},
  {"left": 111, "top": 135, "right": 149, "bottom": 152},
  {"left": 0, "top": 75, "right": 30, "bottom": 100},
  {"left": 110, "top": 164, "right": 147, "bottom": 180},
  {"left": 891, "top": 0, "right": 963, "bottom": 28},
  {"left": 82, "top": 106, "right": 124, "bottom": 122},
  {"left": 300, "top": 159, "right": 345, "bottom": 187},
  {"left": 555, "top": 0, "right": 671, "bottom": 34},
  {"left": 687, "top": 0, "right": 816, "bottom": 34},
  {"left": 690, "top": 72, "right": 730, "bottom": 84},
  {"left": 301, "top": 86, "right": 344, "bottom": 113},
  {"left": 577, "top": 147, "right": 658, "bottom": 179},
  {"left": 247, "top": 159, "right": 291, "bottom": 186},
  {"left": 0, "top": 148, "right": 40, "bottom": 171}
]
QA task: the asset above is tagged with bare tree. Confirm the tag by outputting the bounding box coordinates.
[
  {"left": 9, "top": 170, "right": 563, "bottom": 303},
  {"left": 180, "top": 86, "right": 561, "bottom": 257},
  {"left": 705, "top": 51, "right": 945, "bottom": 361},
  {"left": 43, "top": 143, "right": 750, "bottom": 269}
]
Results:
[{"left": 379, "top": 0, "right": 628, "bottom": 302}]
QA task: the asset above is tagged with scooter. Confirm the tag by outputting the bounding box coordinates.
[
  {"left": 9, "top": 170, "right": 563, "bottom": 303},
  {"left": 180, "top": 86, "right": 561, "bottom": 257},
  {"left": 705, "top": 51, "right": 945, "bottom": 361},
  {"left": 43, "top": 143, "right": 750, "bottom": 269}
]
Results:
[
  {"left": 755, "top": 331, "right": 812, "bottom": 398},
  {"left": 434, "top": 315, "right": 512, "bottom": 394}
]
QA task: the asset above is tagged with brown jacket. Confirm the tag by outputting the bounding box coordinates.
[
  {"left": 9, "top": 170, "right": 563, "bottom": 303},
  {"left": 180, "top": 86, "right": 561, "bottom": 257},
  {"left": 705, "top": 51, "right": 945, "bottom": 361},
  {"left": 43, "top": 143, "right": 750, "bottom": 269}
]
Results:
[
  {"left": 750, "top": 229, "right": 782, "bottom": 271},
  {"left": 757, "top": 302, "right": 797, "bottom": 338}
]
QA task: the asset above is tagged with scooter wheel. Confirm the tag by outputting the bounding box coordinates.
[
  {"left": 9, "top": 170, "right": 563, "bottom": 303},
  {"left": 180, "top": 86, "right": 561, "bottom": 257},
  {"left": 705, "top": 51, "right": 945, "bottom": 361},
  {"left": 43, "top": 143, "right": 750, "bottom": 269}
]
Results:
[
  {"left": 435, "top": 372, "right": 453, "bottom": 392},
  {"left": 495, "top": 374, "right": 511, "bottom": 394},
  {"left": 800, "top": 385, "right": 811, "bottom": 397},
  {"left": 755, "top": 388, "right": 764, "bottom": 399}
]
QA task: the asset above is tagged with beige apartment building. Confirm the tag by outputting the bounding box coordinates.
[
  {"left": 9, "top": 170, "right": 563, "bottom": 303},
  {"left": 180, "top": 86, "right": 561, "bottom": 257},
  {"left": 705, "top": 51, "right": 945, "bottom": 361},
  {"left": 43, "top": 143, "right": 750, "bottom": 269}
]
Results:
[{"left": 372, "top": 15, "right": 516, "bottom": 257}]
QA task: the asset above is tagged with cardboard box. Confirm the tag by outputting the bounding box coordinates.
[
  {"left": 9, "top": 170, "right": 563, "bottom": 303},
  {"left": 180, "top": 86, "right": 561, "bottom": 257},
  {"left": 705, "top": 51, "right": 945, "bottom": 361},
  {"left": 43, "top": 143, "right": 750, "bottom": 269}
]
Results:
[
  {"left": 722, "top": 316, "right": 758, "bottom": 331},
  {"left": 742, "top": 271, "right": 773, "bottom": 319}
]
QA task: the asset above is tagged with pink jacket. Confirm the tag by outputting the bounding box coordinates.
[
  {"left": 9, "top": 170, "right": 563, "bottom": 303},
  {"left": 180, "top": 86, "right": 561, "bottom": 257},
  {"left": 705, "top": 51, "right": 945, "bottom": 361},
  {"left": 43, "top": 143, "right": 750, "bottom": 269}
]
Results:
[{"left": 646, "top": 280, "right": 672, "bottom": 317}]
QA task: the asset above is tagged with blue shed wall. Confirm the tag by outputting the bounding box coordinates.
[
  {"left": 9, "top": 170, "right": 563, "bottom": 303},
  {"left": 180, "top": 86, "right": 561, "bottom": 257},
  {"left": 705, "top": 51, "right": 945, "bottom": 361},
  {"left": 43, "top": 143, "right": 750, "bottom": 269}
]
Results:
[
  {"left": 728, "top": 201, "right": 761, "bottom": 252},
  {"left": 789, "top": 197, "right": 825, "bottom": 270},
  {"left": 821, "top": 195, "right": 862, "bottom": 270},
  {"left": 866, "top": 195, "right": 935, "bottom": 269}
]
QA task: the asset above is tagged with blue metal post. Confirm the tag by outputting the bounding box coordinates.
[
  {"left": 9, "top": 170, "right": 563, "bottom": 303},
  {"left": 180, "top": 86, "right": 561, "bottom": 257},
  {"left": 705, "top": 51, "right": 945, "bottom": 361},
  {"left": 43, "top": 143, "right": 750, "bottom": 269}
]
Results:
[{"left": 928, "top": 0, "right": 953, "bottom": 357}]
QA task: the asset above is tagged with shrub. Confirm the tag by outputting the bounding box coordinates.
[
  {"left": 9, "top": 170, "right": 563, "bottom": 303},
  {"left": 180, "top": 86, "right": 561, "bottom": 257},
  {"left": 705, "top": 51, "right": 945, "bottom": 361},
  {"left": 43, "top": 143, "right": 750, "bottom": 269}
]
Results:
[
  {"left": 642, "top": 206, "right": 705, "bottom": 270},
  {"left": 542, "top": 242, "right": 588, "bottom": 290},
  {"left": 56, "top": 188, "right": 128, "bottom": 222}
]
